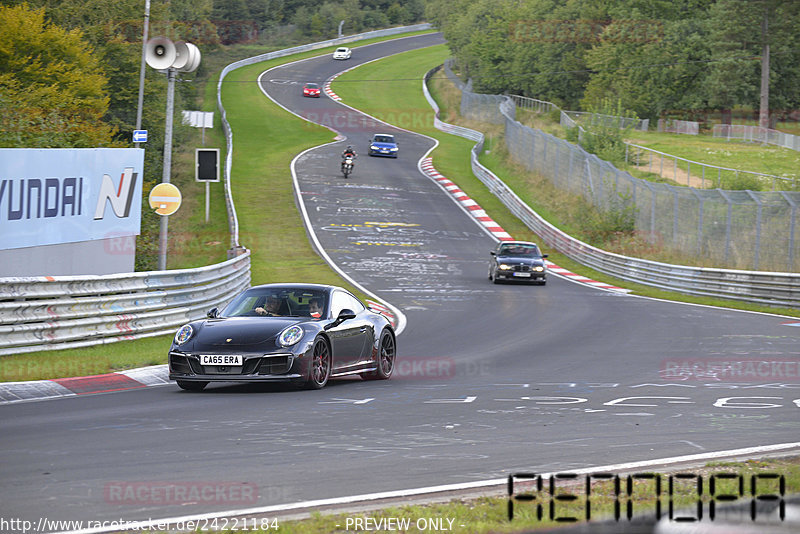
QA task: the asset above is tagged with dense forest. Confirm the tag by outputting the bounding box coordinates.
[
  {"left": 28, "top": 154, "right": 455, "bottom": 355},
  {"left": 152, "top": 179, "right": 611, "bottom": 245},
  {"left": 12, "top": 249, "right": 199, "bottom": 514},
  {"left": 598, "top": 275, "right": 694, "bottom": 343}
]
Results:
[
  {"left": 426, "top": 0, "right": 800, "bottom": 124},
  {"left": 4, "top": 0, "right": 799, "bottom": 154}
]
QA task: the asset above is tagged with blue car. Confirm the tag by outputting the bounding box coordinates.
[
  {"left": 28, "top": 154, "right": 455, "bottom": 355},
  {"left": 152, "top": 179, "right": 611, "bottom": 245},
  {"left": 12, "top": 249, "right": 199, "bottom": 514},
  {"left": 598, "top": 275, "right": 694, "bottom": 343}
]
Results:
[{"left": 368, "top": 133, "right": 399, "bottom": 157}]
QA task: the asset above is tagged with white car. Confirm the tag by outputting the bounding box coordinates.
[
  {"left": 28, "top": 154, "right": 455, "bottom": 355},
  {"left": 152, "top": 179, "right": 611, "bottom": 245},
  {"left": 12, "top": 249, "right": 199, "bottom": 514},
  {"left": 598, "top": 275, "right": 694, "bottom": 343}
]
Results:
[{"left": 332, "top": 47, "right": 352, "bottom": 60}]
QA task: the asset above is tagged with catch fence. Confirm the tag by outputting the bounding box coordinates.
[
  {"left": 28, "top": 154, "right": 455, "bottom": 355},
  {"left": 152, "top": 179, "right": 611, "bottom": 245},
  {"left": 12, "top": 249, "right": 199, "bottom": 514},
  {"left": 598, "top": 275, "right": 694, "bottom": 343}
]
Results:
[{"left": 713, "top": 124, "right": 800, "bottom": 152}]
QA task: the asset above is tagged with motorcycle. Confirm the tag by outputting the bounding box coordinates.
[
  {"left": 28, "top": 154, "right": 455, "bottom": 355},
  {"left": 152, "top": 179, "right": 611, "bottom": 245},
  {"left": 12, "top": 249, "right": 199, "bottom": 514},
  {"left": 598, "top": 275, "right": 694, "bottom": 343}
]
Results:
[{"left": 341, "top": 156, "right": 354, "bottom": 178}]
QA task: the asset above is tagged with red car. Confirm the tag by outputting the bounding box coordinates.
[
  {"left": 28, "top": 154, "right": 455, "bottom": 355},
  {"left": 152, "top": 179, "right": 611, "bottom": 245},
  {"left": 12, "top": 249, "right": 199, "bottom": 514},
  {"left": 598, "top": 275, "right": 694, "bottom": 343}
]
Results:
[{"left": 303, "top": 83, "right": 321, "bottom": 98}]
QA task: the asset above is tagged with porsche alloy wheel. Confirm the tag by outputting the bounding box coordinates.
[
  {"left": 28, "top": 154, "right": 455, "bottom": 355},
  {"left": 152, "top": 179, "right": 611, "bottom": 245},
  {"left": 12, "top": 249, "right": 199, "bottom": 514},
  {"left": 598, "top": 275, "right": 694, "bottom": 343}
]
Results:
[
  {"left": 176, "top": 380, "right": 208, "bottom": 391},
  {"left": 362, "top": 330, "right": 395, "bottom": 380},
  {"left": 307, "top": 337, "right": 331, "bottom": 389}
]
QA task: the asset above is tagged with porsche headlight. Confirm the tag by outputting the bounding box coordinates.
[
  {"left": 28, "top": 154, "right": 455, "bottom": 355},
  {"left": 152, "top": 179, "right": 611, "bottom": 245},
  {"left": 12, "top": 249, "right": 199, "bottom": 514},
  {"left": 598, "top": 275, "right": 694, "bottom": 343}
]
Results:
[
  {"left": 174, "top": 324, "right": 193, "bottom": 345},
  {"left": 278, "top": 325, "right": 304, "bottom": 347},
  {"left": 499, "top": 264, "right": 512, "bottom": 270}
]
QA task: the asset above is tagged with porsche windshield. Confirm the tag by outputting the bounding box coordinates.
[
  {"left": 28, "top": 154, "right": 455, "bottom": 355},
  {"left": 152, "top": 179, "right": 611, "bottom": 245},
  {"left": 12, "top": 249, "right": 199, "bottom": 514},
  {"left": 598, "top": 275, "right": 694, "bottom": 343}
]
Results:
[
  {"left": 221, "top": 288, "right": 327, "bottom": 318},
  {"left": 498, "top": 244, "right": 542, "bottom": 257}
]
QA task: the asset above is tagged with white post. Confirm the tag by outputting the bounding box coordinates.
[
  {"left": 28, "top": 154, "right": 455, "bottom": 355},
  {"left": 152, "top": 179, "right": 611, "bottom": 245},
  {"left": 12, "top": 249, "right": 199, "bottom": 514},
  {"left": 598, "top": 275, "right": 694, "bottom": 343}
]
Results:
[
  {"left": 158, "top": 67, "right": 176, "bottom": 271},
  {"left": 205, "top": 181, "right": 210, "bottom": 223},
  {"left": 134, "top": 0, "right": 151, "bottom": 149}
]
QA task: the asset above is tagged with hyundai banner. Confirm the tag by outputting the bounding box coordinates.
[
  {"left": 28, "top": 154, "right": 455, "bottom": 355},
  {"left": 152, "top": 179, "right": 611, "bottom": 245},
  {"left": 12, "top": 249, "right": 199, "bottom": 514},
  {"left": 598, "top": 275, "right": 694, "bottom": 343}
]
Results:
[{"left": 0, "top": 148, "right": 144, "bottom": 250}]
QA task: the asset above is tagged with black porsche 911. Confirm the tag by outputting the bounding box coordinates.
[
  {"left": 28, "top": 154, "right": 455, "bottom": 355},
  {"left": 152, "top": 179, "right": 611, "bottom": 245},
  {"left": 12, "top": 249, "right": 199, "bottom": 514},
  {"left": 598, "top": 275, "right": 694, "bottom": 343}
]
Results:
[
  {"left": 168, "top": 283, "right": 396, "bottom": 391},
  {"left": 489, "top": 241, "right": 548, "bottom": 284}
]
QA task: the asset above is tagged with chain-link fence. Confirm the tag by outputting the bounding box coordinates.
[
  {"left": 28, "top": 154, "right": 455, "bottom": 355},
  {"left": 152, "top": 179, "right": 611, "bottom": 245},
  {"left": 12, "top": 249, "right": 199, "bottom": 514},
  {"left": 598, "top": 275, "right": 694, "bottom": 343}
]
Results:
[
  {"left": 568, "top": 111, "right": 649, "bottom": 132},
  {"left": 657, "top": 119, "right": 699, "bottom": 135},
  {"left": 624, "top": 144, "right": 795, "bottom": 191},
  {"left": 713, "top": 124, "right": 800, "bottom": 152},
  {"left": 444, "top": 64, "right": 799, "bottom": 272}
]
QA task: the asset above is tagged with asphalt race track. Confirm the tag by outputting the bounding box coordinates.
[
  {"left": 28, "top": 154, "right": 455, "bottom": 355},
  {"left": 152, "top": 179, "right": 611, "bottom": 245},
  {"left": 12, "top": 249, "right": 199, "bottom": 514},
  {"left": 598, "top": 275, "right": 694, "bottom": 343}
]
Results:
[{"left": 1, "top": 33, "right": 799, "bottom": 530}]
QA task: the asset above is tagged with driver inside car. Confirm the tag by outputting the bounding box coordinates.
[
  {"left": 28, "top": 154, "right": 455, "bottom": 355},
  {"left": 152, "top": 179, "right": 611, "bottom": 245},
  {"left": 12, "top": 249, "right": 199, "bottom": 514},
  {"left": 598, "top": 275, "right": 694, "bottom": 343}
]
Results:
[
  {"left": 308, "top": 297, "right": 323, "bottom": 319},
  {"left": 255, "top": 295, "right": 281, "bottom": 316}
]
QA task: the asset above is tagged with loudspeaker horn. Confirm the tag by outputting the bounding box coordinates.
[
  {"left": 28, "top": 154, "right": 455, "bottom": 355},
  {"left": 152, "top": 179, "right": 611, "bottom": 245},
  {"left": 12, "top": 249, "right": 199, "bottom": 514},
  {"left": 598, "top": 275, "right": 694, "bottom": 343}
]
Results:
[
  {"left": 180, "top": 42, "right": 202, "bottom": 73},
  {"left": 171, "top": 41, "right": 190, "bottom": 70},
  {"left": 145, "top": 37, "right": 176, "bottom": 70}
]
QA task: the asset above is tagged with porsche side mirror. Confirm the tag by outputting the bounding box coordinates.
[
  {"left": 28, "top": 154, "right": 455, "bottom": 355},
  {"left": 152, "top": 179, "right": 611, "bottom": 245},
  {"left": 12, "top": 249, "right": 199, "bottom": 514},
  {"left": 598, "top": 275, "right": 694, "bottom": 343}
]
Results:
[
  {"left": 207, "top": 307, "right": 219, "bottom": 318},
  {"left": 337, "top": 308, "right": 356, "bottom": 321},
  {"left": 324, "top": 308, "right": 357, "bottom": 330},
  {"left": 490, "top": 251, "right": 496, "bottom": 256}
]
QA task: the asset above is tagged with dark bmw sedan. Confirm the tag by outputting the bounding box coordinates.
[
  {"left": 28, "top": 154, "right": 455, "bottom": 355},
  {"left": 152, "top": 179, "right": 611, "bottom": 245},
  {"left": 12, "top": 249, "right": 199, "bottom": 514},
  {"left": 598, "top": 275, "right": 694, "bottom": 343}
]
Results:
[
  {"left": 489, "top": 241, "right": 548, "bottom": 284},
  {"left": 168, "top": 283, "right": 396, "bottom": 391}
]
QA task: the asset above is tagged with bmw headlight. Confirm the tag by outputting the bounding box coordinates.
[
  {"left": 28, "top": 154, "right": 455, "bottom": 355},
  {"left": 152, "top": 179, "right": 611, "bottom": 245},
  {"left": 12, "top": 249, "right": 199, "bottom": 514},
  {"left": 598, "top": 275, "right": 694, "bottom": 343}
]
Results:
[
  {"left": 278, "top": 325, "right": 304, "bottom": 347},
  {"left": 533, "top": 266, "right": 544, "bottom": 272},
  {"left": 499, "top": 264, "right": 511, "bottom": 270},
  {"left": 174, "top": 324, "right": 193, "bottom": 345}
]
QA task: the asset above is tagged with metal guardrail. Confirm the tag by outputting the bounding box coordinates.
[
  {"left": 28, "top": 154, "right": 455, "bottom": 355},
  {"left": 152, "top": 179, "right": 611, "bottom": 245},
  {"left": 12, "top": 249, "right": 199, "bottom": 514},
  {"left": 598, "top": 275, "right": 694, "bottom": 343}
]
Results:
[
  {"left": 0, "top": 251, "right": 251, "bottom": 356},
  {"left": 424, "top": 65, "right": 800, "bottom": 309}
]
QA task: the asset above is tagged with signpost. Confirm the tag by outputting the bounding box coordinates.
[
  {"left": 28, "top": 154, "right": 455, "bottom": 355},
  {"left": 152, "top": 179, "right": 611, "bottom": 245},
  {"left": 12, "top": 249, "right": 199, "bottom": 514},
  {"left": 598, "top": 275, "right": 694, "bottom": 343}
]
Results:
[
  {"left": 195, "top": 148, "right": 220, "bottom": 223},
  {"left": 132, "top": 130, "right": 148, "bottom": 143}
]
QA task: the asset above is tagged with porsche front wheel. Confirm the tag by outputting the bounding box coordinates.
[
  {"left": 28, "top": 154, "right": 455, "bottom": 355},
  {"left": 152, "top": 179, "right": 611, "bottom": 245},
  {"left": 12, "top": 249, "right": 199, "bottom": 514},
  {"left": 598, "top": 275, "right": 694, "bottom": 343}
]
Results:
[
  {"left": 306, "top": 337, "right": 331, "bottom": 389},
  {"left": 362, "top": 329, "right": 395, "bottom": 380}
]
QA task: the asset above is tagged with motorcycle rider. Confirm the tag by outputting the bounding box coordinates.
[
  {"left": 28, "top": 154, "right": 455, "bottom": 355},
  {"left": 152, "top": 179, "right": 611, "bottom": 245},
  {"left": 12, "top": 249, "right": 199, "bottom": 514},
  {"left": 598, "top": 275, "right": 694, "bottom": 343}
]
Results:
[{"left": 341, "top": 145, "right": 356, "bottom": 172}]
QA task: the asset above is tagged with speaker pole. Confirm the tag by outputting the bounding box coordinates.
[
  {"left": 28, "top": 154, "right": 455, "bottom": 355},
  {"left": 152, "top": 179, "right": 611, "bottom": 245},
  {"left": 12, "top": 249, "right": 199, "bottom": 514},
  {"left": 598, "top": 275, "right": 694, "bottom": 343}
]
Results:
[
  {"left": 158, "top": 67, "right": 176, "bottom": 271},
  {"left": 134, "top": 0, "right": 150, "bottom": 149}
]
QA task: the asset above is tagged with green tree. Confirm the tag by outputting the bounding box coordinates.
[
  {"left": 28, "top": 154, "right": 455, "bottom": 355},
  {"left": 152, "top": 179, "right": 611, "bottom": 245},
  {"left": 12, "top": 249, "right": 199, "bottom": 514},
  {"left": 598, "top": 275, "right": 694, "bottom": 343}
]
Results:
[
  {"left": 706, "top": 0, "right": 800, "bottom": 125},
  {"left": 386, "top": 3, "right": 407, "bottom": 25},
  {"left": 0, "top": 3, "right": 117, "bottom": 147},
  {"left": 582, "top": 15, "right": 712, "bottom": 120}
]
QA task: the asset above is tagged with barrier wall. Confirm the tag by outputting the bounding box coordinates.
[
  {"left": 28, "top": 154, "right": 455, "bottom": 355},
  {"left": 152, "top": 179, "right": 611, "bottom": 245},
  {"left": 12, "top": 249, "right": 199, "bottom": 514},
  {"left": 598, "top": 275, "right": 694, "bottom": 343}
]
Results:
[{"left": 0, "top": 252, "right": 251, "bottom": 356}]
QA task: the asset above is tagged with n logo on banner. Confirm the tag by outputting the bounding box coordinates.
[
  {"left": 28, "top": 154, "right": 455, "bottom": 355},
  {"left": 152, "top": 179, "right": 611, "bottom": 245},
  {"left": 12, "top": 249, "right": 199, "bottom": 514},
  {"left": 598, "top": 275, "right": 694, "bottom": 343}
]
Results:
[{"left": 94, "top": 167, "right": 138, "bottom": 220}]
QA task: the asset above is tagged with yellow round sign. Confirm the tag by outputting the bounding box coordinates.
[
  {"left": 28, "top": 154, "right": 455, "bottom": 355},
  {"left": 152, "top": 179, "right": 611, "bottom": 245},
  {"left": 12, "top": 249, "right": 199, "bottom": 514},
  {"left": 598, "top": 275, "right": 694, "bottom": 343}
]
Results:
[{"left": 149, "top": 183, "right": 182, "bottom": 216}]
